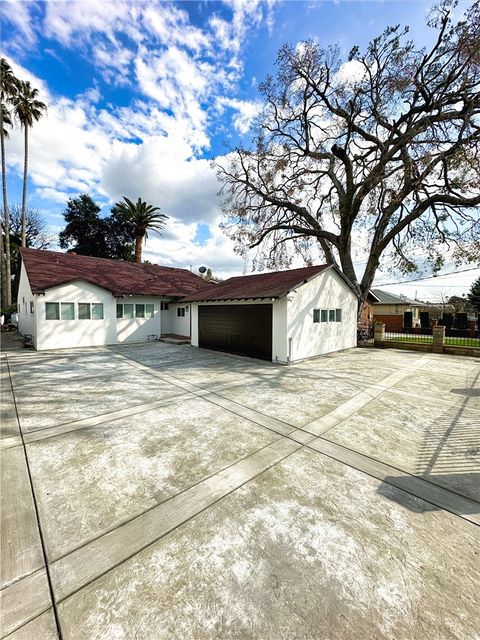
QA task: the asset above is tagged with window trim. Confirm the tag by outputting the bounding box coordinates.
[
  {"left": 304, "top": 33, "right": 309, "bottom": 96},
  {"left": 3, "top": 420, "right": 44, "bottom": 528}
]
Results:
[{"left": 177, "top": 307, "right": 186, "bottom": 317}]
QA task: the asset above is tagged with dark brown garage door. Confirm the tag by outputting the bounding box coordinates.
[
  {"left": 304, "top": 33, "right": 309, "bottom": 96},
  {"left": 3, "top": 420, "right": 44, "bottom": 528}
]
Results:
[{"left": 198, "top": 304, "right": 272, "bottom": 361}]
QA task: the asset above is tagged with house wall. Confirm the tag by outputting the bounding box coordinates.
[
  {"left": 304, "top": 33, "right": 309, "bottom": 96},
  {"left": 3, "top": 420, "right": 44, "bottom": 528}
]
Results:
[
  {"left": 373, "top": 303, "right": 420, "bottom": 319},
  {"left": 116, "top": 297, "right": 162, "bottom": 343},
  {"left": 17, "top": 262, "right": 37, "bottom": 344},
  {"left": 286, "top": 269, "right": 358, "bottom": 362},
  {"left": 35, "top": 280, "right": 116, "bottom": 351},
  {"left": 170, "top": 303, "right": 191, "bottom": 337}
]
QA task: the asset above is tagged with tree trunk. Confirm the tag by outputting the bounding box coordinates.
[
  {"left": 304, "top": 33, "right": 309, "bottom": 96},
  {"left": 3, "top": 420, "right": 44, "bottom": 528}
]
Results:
[
  {"left": 134, "top": 234, "right": 143, "bottom": 263},
  {"left": 21, "top": 125, "right": 28, "bottom": 248},
  {"left": 0, "top": 222, "right": 6, "bottom": 309},
  {"left": 0, "top": 112, "right": 12, "bottom": 306}
]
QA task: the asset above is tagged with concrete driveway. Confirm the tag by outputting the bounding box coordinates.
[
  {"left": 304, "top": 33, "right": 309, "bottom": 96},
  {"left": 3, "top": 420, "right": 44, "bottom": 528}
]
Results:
[{"left": 1, "top": 342, "right": 479, "bottom": 639}]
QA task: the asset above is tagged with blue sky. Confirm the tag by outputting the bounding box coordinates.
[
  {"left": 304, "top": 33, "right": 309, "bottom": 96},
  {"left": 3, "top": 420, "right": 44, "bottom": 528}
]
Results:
[{"left": 1, "top": 0, "right": 478, "bottom": 297}]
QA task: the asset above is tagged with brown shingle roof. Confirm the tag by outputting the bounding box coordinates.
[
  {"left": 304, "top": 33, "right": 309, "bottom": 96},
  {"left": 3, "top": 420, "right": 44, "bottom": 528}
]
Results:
[
  {"left": 20, "top": 248, "right": 213, "bottom": 298},
  {"left": 182, "top": 265, "right": 332, "bottom": 302}
]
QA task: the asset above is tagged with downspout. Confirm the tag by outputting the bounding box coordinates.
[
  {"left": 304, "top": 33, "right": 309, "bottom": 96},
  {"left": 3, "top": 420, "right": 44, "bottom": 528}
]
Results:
[{"left": 288, "top": 337, "right": 292, "bottom": 365}]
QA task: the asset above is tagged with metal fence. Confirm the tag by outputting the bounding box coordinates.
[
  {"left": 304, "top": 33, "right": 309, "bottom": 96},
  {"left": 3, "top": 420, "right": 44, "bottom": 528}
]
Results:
[
  {"left": 443, "top": 331, "right": 480, "bottom": 348},
  {"left": 384, "top": 330, "right": 433, "bottom": 344},
  {"left": 384, "top": 329, "right": 480, "bottom": 349},
  {"left": 357, "top": 323, "right": 374, "bottom": 347}
]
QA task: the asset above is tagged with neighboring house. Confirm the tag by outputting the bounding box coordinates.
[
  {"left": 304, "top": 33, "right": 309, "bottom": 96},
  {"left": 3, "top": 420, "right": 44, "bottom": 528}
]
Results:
[
  {"left": 17, "top": 248, "right": 210, "bottom": 350},
  {"left": 371, "top": 289, "right": 425, "bottom": 331},
  {"left": 183, "top": 265, "right": 358, "bottom": 363}
]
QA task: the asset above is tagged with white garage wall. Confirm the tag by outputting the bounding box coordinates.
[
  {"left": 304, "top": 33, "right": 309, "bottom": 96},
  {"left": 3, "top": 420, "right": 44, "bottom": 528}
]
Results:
[
  {"left": 17, "top": 263, "right": 37, "bottom": 345},
  {"left": 116, "top": 297, "right": 161, "bottom": 343},
  {"left": 272, "top": 297, "right": 288, "bottom": 363},
  {"left": 36, "top": 280, "right": 116, "bottom": 351},
  {"left": 286, "top": 269, "right": 357, "bottom": 361}
]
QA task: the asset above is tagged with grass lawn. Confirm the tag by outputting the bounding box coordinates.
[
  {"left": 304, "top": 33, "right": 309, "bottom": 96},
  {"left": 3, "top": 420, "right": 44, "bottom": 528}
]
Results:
[{"left": 385, "top": 334, "right": 480, "bottom": 348}]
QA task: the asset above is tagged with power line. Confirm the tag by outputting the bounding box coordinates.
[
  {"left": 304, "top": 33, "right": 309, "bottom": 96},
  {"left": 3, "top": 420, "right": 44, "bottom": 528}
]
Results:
[{"left": 375, "top": 266, "right": 480, "bottom": 287}]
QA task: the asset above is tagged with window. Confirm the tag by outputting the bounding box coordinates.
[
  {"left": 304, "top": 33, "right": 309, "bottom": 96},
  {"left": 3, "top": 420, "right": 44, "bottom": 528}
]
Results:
[
  {"left": 321, "top": 309, "right": 328, "bottom": 323},
  {"left": 335, "top": 309, "right": 342, "bottom": 322},
  {"left": 30, "top": 301, "right": 34, "bottom": 314},
  {"left": 177, "top": 307, "right": 186, "bottom": 317},
  {"left": 145, "top": 304, "right": 155, "bottom": 318},
  {"left": 78, "top": 302, "right": 104, "bottom": 320},
  {"left": 78, "top": 303, "right": 91, "bottom": 320},
  {"left": 46, "top": 302, "right": 60, "bottom": 320},
  {"left": 123, "top": 304, "right": 134, "bottom": 319},
  {"left": 313, "top": 309, "right": 320, "bottom": 323},
  {"left": 135, "top": 304, "right": 145, "bottom": 318},
  {"left": 116, "top": 304, "right": 123, "bottom": 319},
  {"left": 160, "top": 302, "right": 169, "bottom": 311},
  {"left": 92, "top": 303, "right": 104, "bottom": 320},
  {"left": 61, "top": 303, "right": 75, "bottom": 320}
]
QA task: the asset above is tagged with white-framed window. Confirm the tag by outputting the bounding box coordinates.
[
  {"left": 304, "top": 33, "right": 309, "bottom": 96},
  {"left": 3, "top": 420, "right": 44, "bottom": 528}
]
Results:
[
  {"left": 45, "top": 302, "right": 75, "bottom": 320},
  {"left": 314, "top": 308, "right": 342, "bottom": 324},
  {"left": 61, "top": 303, "right": 75, "bottom": 320},
  {"left": 160, "top": 302, "right": 169, "bottom": 311},
  {"left": 30, "top": 301, "right": 34, "bottom": 314},
  {"left": 177, "top": 307, "right": 186, "bottom": 317},
  {"left": 135, "top": 304, "right": 145, "bottom": 318},
  {"left": 78, "top": 302, "right": 104, "bottom": 320},
  {"left": 92, "top": 303, "right": 104, "bottom": 320},
  {"left": 145, "top": 304, "right": 155, "bottom": 318},
  {"left": 45, "top": 302, "right": 60, "bottom": 320},
  {"left": 123, "top": 303, "right": 134, "bottom": 319}
]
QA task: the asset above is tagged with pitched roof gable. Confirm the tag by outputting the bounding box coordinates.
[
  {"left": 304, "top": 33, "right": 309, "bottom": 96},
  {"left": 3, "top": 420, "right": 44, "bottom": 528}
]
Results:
[
  {"left": 182, "top": 264, "right": 340, "bottom": 302},
  {"left": 371, "top": 288, "right": 422, "bottom": 306},
  {"left": 20, "top": 248, "right": 212, "bottom": 298}
]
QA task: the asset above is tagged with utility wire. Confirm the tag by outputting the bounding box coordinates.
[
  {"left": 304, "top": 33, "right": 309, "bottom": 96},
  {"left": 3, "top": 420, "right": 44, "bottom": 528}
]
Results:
[{"left": 375, "top": 265, "right": 480, "bottom": 287}]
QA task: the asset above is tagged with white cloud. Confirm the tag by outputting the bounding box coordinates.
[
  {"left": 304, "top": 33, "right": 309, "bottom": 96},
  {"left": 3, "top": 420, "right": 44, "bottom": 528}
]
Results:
[
  {"left": 143, "top": 217, "right": 245, "bottom": 278},
  {"left": 217, "top": 97, "right": 262, "bottom": 134},
  {"left": 101, "top": 137, "right": 220, "bottom": 225},
  {"left": 0, "top": 0, "right": 37, "bottom": 50}
]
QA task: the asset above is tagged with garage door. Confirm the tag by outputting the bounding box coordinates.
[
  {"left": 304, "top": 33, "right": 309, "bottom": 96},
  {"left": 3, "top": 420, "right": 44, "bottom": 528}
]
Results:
[{"left": 198, "top": 304, "right": 272, "bottom": 361}]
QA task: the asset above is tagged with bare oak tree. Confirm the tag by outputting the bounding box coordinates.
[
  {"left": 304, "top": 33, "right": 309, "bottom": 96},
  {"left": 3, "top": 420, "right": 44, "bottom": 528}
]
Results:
[{"left": 216, "top": 2, "right": 480, "bottom": 305}]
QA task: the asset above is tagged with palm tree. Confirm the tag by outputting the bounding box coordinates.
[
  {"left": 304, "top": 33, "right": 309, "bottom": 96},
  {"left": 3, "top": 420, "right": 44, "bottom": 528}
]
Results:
[
  {"left": 1, "top": 58, "right": 19, "bottom": 307},
  {"left": 115, "top": 197, "right": 168, "bottom": 263},
  {"left": 13, "top": 80, "right": 46, "bottom": 248}
]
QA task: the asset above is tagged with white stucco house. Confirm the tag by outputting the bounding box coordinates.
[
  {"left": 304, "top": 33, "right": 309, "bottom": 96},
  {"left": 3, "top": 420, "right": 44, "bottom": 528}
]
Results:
[
  {"left": 183, "top": 265, "right": 358, "bottom": 363},
  {"left": 17, "top": 249, "right": 358, "bottom": 361},
  {"left": 17, "top": 248, "right": 210, "bottom": 351}
]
